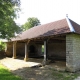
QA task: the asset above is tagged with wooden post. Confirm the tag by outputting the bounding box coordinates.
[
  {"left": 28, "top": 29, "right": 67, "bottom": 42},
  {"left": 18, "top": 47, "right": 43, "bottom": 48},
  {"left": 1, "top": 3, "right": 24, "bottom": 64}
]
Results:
[
  {"left": 13, "top": 41, "right": 16, "bottom": 59},
  {"left": 24, "top": 42, "right": 28, "bottom": 61},
  {"left": 5, "top": 42, "right": 7, "bottom": 53},
  {"left": 43, "top": 40, "right": 47, "bottom": 65}
]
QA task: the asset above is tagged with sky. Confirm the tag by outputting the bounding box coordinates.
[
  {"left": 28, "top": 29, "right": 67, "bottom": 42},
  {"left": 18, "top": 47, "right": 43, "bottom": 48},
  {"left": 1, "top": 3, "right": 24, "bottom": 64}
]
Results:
[{"left": 15, "top": 0, "right": 80, "bottom": 25}]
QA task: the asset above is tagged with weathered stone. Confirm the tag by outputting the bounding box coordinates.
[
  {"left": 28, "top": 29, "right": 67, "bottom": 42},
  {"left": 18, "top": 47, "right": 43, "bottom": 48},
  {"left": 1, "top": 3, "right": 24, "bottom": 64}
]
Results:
[{"left": 66, "top": 34, "right": 80, "bottom": 72}]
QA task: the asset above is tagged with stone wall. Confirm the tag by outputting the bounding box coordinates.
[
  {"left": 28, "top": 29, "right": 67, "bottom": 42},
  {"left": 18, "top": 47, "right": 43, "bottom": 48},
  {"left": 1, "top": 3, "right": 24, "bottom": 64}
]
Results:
[
  {"left": 16, "top": 42, "right": 41, "bottom": 57},
  {"left": 6, "top": 42, "right": 25, "bottom": 57},
  {"left": 48, "top": 40, "right": 66, "bottom": 59},
  {"left": 6, "top": 42, "right": 13, "bottom": 56},
  {"left": 66, "top": 34, "right": 80, "bottom": 72},
  {"left": 28, "top": 43, "right": 42, "bottom": 57},
  {"left": 16, "top": 42, "right": 25, "bottom": 56},
  {"left": 6, "top": 42, "right": 42, "bottom": 57}
]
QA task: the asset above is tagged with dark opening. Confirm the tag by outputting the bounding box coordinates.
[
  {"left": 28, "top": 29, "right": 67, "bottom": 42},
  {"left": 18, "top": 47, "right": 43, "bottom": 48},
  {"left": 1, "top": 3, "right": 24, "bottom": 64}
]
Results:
[
  {"left": 29, "top": 45, "right": 35, "bottom": 53},
  {"left": 29, "top": 45, "right": 36, "bottom": 57}
]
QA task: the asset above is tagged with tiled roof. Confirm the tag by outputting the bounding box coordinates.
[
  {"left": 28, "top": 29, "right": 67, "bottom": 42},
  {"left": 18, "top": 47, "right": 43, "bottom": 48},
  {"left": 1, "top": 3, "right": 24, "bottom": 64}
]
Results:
[
  {"left": 12, "top": 17, "right": 80, "bottom": 41},
  {"left": 69, "top": 19, "right": 80, "bottom": 34}
]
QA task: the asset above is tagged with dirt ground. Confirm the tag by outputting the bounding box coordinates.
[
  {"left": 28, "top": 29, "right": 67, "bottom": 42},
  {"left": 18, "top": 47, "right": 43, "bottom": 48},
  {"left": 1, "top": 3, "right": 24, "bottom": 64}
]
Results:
[{"left": 0, "top": 57, "right": 66, "bottom": 80}]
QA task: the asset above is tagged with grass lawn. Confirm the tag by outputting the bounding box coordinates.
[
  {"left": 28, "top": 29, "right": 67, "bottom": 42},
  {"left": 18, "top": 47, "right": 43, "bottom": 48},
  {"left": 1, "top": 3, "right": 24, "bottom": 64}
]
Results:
[
  {"left": 52, "top": 69, "right": 79, "bottom": 80},
  {"left": 0, "top": 64, "right": 23, "bottom": 80}
]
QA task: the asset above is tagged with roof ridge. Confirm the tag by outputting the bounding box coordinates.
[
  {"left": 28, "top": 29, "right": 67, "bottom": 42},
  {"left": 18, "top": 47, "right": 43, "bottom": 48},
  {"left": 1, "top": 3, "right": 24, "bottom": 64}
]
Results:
[{"left": 66, "top": 16, "right": 75, "bottom": 32}]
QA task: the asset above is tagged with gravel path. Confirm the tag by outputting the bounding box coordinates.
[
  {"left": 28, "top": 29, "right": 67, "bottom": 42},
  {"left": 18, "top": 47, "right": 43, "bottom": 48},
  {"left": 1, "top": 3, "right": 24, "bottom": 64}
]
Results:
[
  {"left": 0, "top": 57, "right": 41, "bottom": 70},
  {"left": 1, "top": 57, "right": 79, "bottom": 80},
  {"left": 0, "top": 57, "right": 54, "bottom": 80}
]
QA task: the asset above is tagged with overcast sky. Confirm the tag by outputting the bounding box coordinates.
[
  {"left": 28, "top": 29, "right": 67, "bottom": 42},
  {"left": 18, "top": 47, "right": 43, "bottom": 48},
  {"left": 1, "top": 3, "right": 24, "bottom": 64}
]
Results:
[{"left": 15, "top": 0, "right": 80, "bottom": 25}]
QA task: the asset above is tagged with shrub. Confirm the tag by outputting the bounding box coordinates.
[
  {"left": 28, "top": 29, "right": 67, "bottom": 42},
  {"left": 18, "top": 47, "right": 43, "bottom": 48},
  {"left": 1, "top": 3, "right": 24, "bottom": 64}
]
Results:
[{"left": 0, "top": 41, "right": 6, "bottom": 51}]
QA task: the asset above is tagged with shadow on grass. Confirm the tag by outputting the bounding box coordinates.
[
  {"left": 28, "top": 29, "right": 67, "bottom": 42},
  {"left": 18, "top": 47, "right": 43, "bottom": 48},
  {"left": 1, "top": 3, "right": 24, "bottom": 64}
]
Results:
[
  {"left": 11, "top": 66, "right": 53, "bottom": 80},
  {"left": 11, "top": 66, "right": 80, "bottom": 80}
]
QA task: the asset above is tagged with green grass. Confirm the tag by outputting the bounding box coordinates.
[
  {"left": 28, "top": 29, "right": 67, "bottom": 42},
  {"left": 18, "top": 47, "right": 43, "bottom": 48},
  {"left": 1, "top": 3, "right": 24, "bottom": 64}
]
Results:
[
  {"left": 42, "top": 45, "right": 44, "bottom": 53},
  {"left": 52, "top": 69, "right": 79, "bottom": 80},
  {"left": 0, "top": 64, "right": 23, "bottom": 80}
]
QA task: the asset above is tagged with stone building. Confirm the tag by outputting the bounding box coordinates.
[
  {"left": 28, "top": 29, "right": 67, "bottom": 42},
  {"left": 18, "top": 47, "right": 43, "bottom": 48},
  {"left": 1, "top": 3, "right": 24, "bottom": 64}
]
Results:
[{"left": 6, "top": 16, "right": 80, "bottom": 72}]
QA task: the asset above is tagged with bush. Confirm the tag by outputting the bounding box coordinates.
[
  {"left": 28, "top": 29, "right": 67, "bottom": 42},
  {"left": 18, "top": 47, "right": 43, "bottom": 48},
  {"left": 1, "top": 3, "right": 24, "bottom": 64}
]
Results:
[{"left": 0, "top": 41, "right": 6, "bottom": 51}]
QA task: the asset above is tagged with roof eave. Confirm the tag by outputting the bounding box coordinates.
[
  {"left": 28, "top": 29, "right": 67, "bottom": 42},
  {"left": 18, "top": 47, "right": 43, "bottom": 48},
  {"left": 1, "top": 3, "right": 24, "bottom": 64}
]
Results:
[{"left": 66, "top": 16, "right": 75, "bottom": 32}]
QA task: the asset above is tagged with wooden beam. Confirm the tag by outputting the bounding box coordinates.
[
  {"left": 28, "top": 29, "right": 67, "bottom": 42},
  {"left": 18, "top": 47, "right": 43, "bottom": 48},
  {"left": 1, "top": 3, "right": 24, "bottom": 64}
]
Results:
[
  {"left": 24, "top": 40, "right": 30, "bottom": 61},
  {"left": 13, "top": 41, "right": 17, "bottom": 59}
]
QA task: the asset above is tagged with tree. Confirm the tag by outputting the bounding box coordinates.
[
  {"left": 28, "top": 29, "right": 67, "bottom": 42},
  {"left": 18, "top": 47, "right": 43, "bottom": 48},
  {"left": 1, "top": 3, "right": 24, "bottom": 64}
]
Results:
[
  {"left": 0, "top": 0, "right": 21, "bottom": 39},
  {"left": 21, "top": 17, "right": 41, "bottom": 31}
]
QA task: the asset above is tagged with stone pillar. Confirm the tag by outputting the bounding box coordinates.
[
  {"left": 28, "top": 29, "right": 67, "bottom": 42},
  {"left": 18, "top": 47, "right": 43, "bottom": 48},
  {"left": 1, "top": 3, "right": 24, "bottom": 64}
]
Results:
[
  {"left": 66, "top": 34, "right": 80, "bottom": 72},
  {"left": 24, "top": 42, "right": 28, "bottom": 61},
  {"left": 43, "top": 40, "right": 48, "bottom": 65},
  {"left": 66, "top": 34, "right": 75, "bottom": 72},
  {"left": 13, "top": 41, "right": 17, "bottom": 59}
]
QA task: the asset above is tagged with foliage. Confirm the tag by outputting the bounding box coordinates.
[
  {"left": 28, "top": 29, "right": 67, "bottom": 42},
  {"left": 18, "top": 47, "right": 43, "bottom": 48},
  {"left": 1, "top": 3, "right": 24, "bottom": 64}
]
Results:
[
  {"left": 42, "top": 45, "right": 44, "bottom": 53},
  {"left": 0, "top": 64, "right": 22, "bottom": 80},
  {"left": 0, "top": 41, "right": 6, "bottom": 51},
  {"left": 21, "top": 17, "right": 40, "bottom": 31},
  {"left": 0, "top": 0, "right": 22, "bottom": 39}
]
